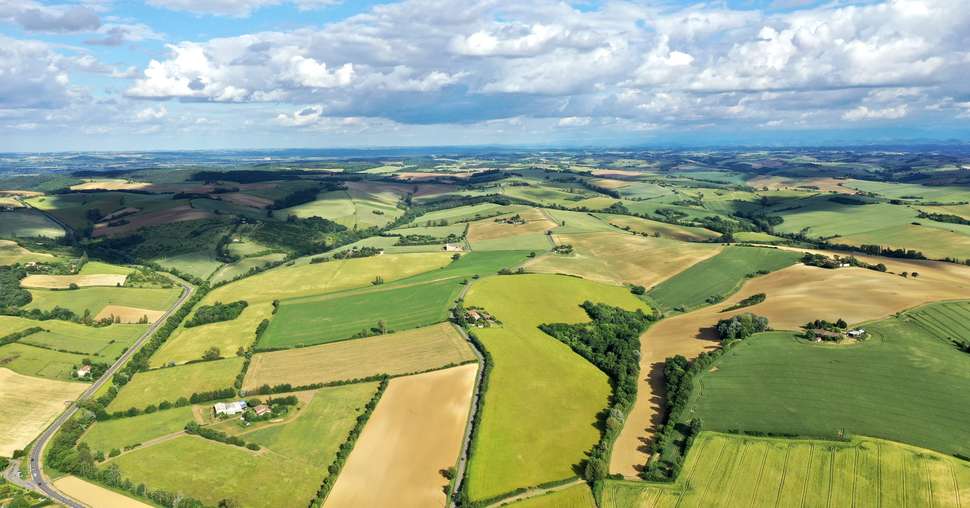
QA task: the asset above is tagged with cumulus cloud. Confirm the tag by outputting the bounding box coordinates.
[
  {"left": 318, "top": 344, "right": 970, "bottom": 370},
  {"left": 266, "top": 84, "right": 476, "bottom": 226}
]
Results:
[
  {"left": 0, "top": 36, "right": 73, "bottom": 109},
  {"left": 842, "top": 105, "right": 909, "bottom": 121},
  {"left": 0, "top": 1, "right": 101, "bottom": 33},
  {"left": 146, "top": 0, "right": 339, "bottom": 17},
  {"left": 85, "top": 22, "right": 164, "bottom": 46}
]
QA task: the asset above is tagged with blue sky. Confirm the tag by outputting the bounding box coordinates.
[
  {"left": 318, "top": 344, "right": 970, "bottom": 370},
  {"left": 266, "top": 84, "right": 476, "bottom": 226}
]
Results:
[{"left": 0, "top": 0, "right": 968, "bottom": 151}]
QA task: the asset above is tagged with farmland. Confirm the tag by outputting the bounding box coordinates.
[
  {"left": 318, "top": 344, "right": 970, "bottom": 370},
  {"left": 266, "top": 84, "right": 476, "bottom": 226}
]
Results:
[
  {"left": 464, "top": 274, "right": 650, "bottom": 501},
  {"left": 325, "top": 365, "right": 477, "bottom": 508},
  {"left": 0, "top": 209, "right": 65, "bottom": 238},
  {"left": 685, "top": 305, "right": 970, "bottom": 457},
  {"left": 81, "top": 406, "right": 197, "bottom": 455},
  {"left": 598, "top": 214, "right": 720, "bottom": 242},
  {"left": 244, "top": 322, "right": 475, "bottom": 390},
  {"left": 19, "top": 273, "right": 128, "bottom": 289},
  {"left": 150, "top": 302, "right": 272, "bottom": 367},
  {"left": 602, "top": 433, "right": 970, "bottom": 508},
  {"left": 107, "top": 357, "right": 244, "bottom": 411},
  {"left": 260, "top": 278, "right": 463, "bottom": 348},
  {"left": 52, "top": 476, "right": 153, "bottom": 508},
  {"left": 0, "top": 239, "right": 55, "bottom": 265},
  {"left": 507, "top": 484, "right": 595, "bottom": 508},
  {"left": 0, "top": 367, "right": 87, "bottom": 456},
  {"left": 25, "top": 286, "right": 180, "bottom": 316}
]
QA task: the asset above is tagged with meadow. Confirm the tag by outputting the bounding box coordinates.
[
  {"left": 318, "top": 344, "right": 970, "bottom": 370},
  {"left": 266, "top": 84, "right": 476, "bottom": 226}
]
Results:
[
  {"left": 646, "top": 246, "right": 800, "bottom": 312},
  {"left": 464, "top": 274, "right": 650, "bottom": 501},
  {"left": 259, "top": 278, "right": 463, "bottom": 348},
  {"left": 687, "top": 307, "right": 970, "bottom": 457},
  {"left": 243, "top": 322, "right": 475, "bottom": 390},
  {"left": 598, "top": 214, "right": 720, "bottom": 242},
  {"left": 78, "top": 261, "right": 135, "bottom": 275},
  {"left": 107, "top": 357, "right": 244, "bottom": 411},
  {"left": 0, "top": 367, "right": 87, "bottom": 456},
  {"left": 507, "top": 484, "right": 595, "bottom": 508},
  {"left": 602, "top": 433, "right": 970, "bottom": 508},
  {"left": 25, "top": 286, "right": 180, "bottom": 316},
  {"left": 325, "top": 366, "right": 477, "bottom": 508},
  {"left": 833, "top": 222, "right": 970, "bottom": 260},
  {"left": 405, "top": 202, "right": 526, "bottom": 226},
  {"left": 466, "top": 208, "right": 557, "bottom": 251},
  {"left": 0, "top": 239, "right": 55, "bottom": 265},
  {"left": 81, "top": 406, "right": 196, "bottom": 456},
  {"left": 0, "top": 209, "right": 65, "bottom": 238},
  {"left": 150, "top": 302, "right": 273, "bottom": 367}
]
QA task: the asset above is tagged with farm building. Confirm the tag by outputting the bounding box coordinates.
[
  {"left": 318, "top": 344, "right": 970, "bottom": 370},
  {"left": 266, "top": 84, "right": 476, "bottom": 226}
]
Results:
[
  {"left": 214, "top": 401, "right": 247, "bottom": 417},
  {"left": 809, "top": 329, "right": 843, "bottom": 341},
  {"left": 444, "top": 243, "right": 464, "bottom": 252},
  {"left": 253, "top": 404, "right": 271, "bottom": 417},
  {"left": 76, "top": 365, "right": 92, "bottom": 378},
  {"left": 847, "top": 329, "right": 866, "bottom": 338}
]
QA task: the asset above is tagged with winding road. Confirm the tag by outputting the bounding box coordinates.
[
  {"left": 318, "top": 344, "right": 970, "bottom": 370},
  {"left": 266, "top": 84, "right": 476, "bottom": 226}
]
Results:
[{"left": 20, "top": 276, "right": 194, "bottom": 507}]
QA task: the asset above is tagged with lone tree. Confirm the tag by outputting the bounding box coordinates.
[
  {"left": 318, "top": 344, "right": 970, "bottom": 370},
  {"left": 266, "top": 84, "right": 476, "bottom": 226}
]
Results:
[{"left": 202, "top": 347, "right": 221, "bottom": 361}]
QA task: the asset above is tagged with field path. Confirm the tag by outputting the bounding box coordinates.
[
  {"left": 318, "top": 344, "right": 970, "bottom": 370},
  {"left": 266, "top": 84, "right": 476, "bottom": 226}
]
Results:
[
  {"left": 483, "top": 478, "right": 586, "bottom": 507},
  {"left": 101, "top": 431, "right": 186, "bottom": 464},
  {"left": 24, "top": 274, "right": 195, "bottom": 508},
  {"left": 447, "top": 324, "right": 485, "bottom": 508}
]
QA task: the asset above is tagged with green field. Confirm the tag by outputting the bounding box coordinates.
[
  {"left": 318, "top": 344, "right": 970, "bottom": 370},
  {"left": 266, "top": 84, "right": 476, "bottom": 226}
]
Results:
[
  {"left": 108, "top": 357, "right": 244, "bottom": 411},
  {"left": 686, "top": 302, "right": 970, "bottom": 457},
  {"left": 283, "top": 188, "right": 402, "bottom": 228},
  {"left": 25, "top": 286, "right": 180, "bottom": 316},
  {"left": 597, "top": 214, "right": 720, "bottom": 242},
  {"left": 507, "top": 483, "right": 595, "bottom": 508},
  {"left": 469, "top": 233, "right": 554, "bottom": 251},
  {"left": 111, "top": 435, "right": 324, "bottom": 508},
  {"left": 842, "top": 180, "right": 970, "bottom": 202},
  {"left": 647, "top": 247, "right": 800, "bottom": 312},
  {"left": 209, "top": 252, "right": 287, "bottom": 284},
  {"left": 0, "top": 210, "right": 65, "bottom": 238},
  {"left": 150, "top": 302, "right": 272, "bottom": 367},
  {"left": 387, "top": 223, "right": 467, "bottom": 238},
  {"left": 602, "top": 433, "right": 970, "bottom": 508},
  {"left": 77, "top": 261, "right": 135, "bottom": 276},
  {"left": 771, "top": 196, "right": 915, "bottom": 237},
  {"left": 153, "top": 251, "right": 223, "bottom": 280},
  {"left": 0, "top": 239, "right": 56, "bottom": 266},
  {"left": 833, "top": 222, "right": 970, "bottom": 260},
  {"left": 245, "top": 382, "right": 378, "bottom": 467},
  {"left": 464, "top": 274, "right": 651, "bottom": 501},
  {"left": 81, "top": 406, "right": 196, "bottom": 455},
  {"left": 259, "top": 278, "right": 463, "bottom": 348},
  {"left": 406, "top": 202, "right": 526, "bottom": 226},
  {"left": 0, "top": 342, "right": 91, "bottom": 381},
  {"left": 543, "top": 209, "right": 618, "bottom": 234}
]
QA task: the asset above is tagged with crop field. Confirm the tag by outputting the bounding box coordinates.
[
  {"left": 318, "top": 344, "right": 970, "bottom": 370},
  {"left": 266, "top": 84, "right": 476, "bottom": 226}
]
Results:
[
  {"left": 686, "top": 309, "right": 970, "bottom": 457},
  {"left": 20, "top": 273, "right": 128, "bottom": 289},
  {"left": 152, "top": 251, "right": 223, "bottom": 280},
  {"left": 387, "top": 223, "right": 468, "bottom": 238},
  {"left": 204, "top": 252, "right": 452, "bottom": 305},
  {"left": 542, "top": 209, "right": 619, "bottom": 234},
  {"left": 602, "top": 433, "right": 970, "bottom": 508},
  {"left": 25, "top": 286, "right": 180, "bottom": 316},
  {"left": 18, "top": 320, "right": 144, "bottom": 359},
  {"left": 243, "top": 322, "right": 475, "bottom": 390},
  {"left": 93, "top": 305, "right": 164, "bottom": 324},
  {"left": 833, "top": 222, "right": 970, "bottom": 260},
  {"left": 506, "top": 484, "right": 595, "bottom": 508},
  {"left": 0, "top": 342, "right": 91, "bottom": 380},
  {"left": 0, "top": 367, "right": 87, "bottom": 456},
  {"left": 209, "top": 252, "right": 287, "bottom": 284},
  {"left": 0, "top": 209, "right": 65, "bottom": 238},
  {"left": 907, "top": 300, "right": 970, "bottom": 341},
  {"left": 526, "top": 232, "right": 721, "bottom": 288},
  {"left": 94, "top": 205, "right": 215, "bottom": 238},
  {"left": 52, "top": 476, "right": 152, "bottom": 508},
  {"left": 464, "top": 274, "right": 650, "bottom": 501},
  {"left": 245, "top": 382, "right": 378, "bottom": 468},
  {"left": 259, "top": 278, "right": 462, "bottom": 348},
  {"left": 325, "top": 365, "right": 477, "bottom": 508},
  {"left": 501, "top": 182, "right": 596, "bottom": 206},
  {"left": 0, "top": 239, "right": 55, "bottom": 265},
  {"left": 467, "top": 208, "right": 557, "bottom": 251},
  {"left": 598, "top": 214, "right": 720, "bottom": 242},
  {"left": 81, "top": 406, "right": 196, "bottom": 455},
  {"left": 112, "top": 435, "right": 324, "bottom": 508},
  {"left": 107, "top": 357, "right": 244, "bottom": 411},
  {"left": 841, "top": 180, "right": 970, "bottom": 202},
  {"left": 405, "top": 202, "right": 527, "bottom": 226},
  {"left": 283, "top": 187, "right": 402, "bottom": 228},
  {"left": 770, "top": 197, "right": 916, "bottom": 237},
  {"left": 151, "top": 302, "right": 272, "bottom": 367},
  {"left": 78, "top": 261, "right": 135, "bottom": 275},
  {"left": 646, "top": 247, "right": 801, "bottom": 311}
]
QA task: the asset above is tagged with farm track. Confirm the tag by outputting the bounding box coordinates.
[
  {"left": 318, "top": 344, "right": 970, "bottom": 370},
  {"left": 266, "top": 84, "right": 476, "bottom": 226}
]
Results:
[
  {"left": 447, "top": 323, "right": 484, "bottom": 508},
  {"left": 23, "top": 275, "right": 195, "bottom": 508}
]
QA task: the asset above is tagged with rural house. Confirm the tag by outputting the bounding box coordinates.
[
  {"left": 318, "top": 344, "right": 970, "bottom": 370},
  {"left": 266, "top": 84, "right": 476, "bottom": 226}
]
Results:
[
  {"left": 253, "top": 404, "right": 271, "bottom": 417},
  {"left": 76, "top": 365, "right": 92, "bottom": 378},
  {"left": 444, "top": 243, "right": 464, "bottom": 252},
  {"left": 214, "top": 401, "right": 247, "bottom": 417},
  {"left": 847, "top": 329, "right": 866, "bottom": 338}
]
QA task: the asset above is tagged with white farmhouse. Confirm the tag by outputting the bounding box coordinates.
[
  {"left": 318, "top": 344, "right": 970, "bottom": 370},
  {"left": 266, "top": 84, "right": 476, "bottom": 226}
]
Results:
[{"left": 214, "top": 401, "right": 247, "bottom": 417}]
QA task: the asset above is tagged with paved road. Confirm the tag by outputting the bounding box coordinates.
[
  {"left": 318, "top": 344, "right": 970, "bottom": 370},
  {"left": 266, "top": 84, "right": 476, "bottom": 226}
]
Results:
[
  {"left": 447, "top": 322, "right": 486, "bottom": 508},
  {"left": 23, "top": 276, "right": 194, "bottom": 507}
]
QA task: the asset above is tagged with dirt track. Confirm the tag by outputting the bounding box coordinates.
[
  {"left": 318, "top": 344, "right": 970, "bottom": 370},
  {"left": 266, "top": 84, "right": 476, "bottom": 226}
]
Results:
[
  {"left": 609, "top": 257, "right": 970, "bottom": 477},
  {"left": 324, "top": 364, "right": 477, "bottom": 508}
]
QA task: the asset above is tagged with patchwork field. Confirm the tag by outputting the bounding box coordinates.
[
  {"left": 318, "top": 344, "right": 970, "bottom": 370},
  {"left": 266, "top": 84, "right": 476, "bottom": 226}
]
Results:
[
  {"left": 107, "top": 357, "right": 244, "bottom": 411},
  {"left": 611, "top": 261, "right": 970, "bottom": 477},
  {"left": 598, "top": 214, "right": 720, "bottom": 242},
  {"left": 603, "top": 433, "right": 970, "bottom": 508},
  {"left": 25, "top": 286, "right": 180, "bottom": 316},
  {"left": 244, "top": 322, "right": 476, "bottom": 390},
  {"left": 20, "top": 273, "right": 128, "bottom": 289},
  {"left": 464, "top": 274, "right": 650, "bottom": 501},
  {"left": 686, "top": 307, "right": 970, "bottom": 457},
  {"left": 526, "top": 232, "right": 721, "bottom": 288},
  {"left": 646, "top": 246, "right": 801, "bottom": 312},
  {"left": 52, "top": 476, "right": 152, "bottom": 508},
  {"left": 150, "top": 302, "right": 272, "bottom": 367},
  {"left": 325, "top": 365, "right": 477, "bottom": 508},
  {"left": 0, "top": 367, "right": 86, "bottom": 456},
  {"left": 467, "top": 208, "right": 556, "bottom": 251},
  {"left": 259, "top": 278, "right": 463, "bottom": 348},
  {"left": 93, "top": 205, "right": 215, "bottom": 238}
]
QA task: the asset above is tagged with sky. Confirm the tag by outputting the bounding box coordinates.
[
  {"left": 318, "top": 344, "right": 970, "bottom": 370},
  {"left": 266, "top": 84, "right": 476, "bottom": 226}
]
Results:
[{"left": 0, "top": 0, "right": 968, "bottom": 151}]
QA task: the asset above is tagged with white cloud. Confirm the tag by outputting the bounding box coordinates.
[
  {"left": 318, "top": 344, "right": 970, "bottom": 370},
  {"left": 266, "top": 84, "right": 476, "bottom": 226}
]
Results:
[
  {"left": 0, "top": 36, "right": 73, "bottom": 109},
  {"left": 558, "top": 116, "right": 591, "bottom": 127},
  {"left": 146, "top": 0, "right": 339, "bottom": 17},
  {"left": 842, "top": 105, "right": 909, "bottom": 121},
  {"left": 0, "top": 1, "right": 101, "bottom": 33},
  {"left": 135, "top": 106, "right": 168, "bottom": 121}
]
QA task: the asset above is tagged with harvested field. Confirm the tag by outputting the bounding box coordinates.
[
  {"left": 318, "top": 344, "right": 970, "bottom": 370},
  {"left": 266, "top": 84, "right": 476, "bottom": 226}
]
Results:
[
  {"left": 0, "top": 367, "right": 86, "bottom": 456},
  {"left": 747, "top": 175, "right": 856, "bottom": 194},
  {"left": 597, "top": 214, "right": 720, "bottom": 242},
  {"left": 610, "top": 260, "right": 970, "bottom": 477},
  {"left": 20, "top": 273, "right": 127, "bottom": 289},
  {"left": 93, "top": 205, "right": 214, "bottom": 237},
  {"left": 526, "top": 232, "right": 721, "bottom": 288},
  {"left": 94, "top": 305, "right": 165, "bottom": 324},
  {"left": 53, "top": 476, "right": 152, "bottom": 508},
  {"left": 0, "top": 239, "right": 54, "bottom": 265},
  {"left": 590, "top": 169, "right": 644, "bottom": 177},
  {"left": 244, "top": 322, "right": 475, "bottom": 390},
  {"left": 603, "top": 433, "right": 970, "bottom": 508},
  {"left": 467, "top": 208, "right": 557, "bottom": 243},
  {"left": 70, "top": 179, "right": 151, "bottom": 191},
  {"left": 325, "top": 364, "right": 477, "bottom": 508}
]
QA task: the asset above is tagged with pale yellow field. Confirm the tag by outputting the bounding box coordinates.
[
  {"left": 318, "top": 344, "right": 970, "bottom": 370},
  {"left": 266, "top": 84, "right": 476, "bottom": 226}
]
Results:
[
  {"left": 70, "top": 179, "right": 152, "bottom": 191},
  {"left": 244, "top": 322, "right": 475, "bottom": 390},
  {"left": 0, "top": 368, "right": 86, "bottom": 456},
  {"left": 0, "top": 239, "right": 54, "bottom": 266},
  {"left": 202, "top": 252, "right": 452, "bottom": 306},
  {"left": 324, "top": 364, "right": 477, "bottom": 508},
  {"left": 53, "top": 476, "right": 151, "bottom": 508},
  {"left": 466, "top": 208, "right": 557, "bottom": 242},
  {"left": 525, "top": 232, "right": 721, "bottom": 288},
  {"left": 20, "top": 273, "right": 127, "bottom": 289},
  {"left": 748, "top": 175, "right": 855, "bottom": 194},
  {"left": 150, "top": 302, "right": 273, "bottom": 367},
  {"left": 600, "top": 214, "right": 721, "bottom": 242},
  {"left": 610, "top": 258, "right": 970, "bottom": 477},
  {"left": 94, "top": 305, "right": 165, "bottom": 324}
]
